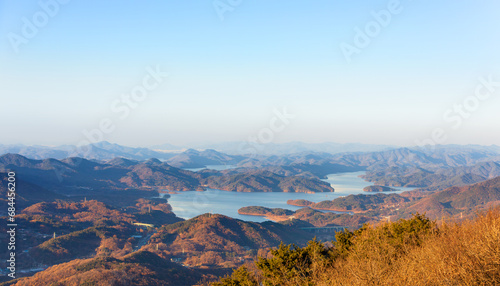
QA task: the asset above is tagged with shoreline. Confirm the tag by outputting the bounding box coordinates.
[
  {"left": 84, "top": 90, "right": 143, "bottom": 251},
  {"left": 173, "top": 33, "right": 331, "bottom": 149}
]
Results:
[
  {"left": 286, "top": 202, "right": 362, "bottom": 214},
  {"left": 237, "top": 211, "right": 292, "bottom": 222}
]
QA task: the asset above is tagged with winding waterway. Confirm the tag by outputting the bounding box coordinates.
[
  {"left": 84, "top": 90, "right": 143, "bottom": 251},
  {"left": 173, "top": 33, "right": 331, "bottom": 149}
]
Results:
[{"left": 166, "top": 171, "right": 414, "bottom": 222}]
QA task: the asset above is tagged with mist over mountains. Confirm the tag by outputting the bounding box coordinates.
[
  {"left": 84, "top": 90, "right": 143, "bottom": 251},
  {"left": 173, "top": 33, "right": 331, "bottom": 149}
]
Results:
[
  {"left": 0, "top": 141, "right": 398, "bottom": 161},
  {"left": 2, "top": 141, "right": 499, "bottom": 163},
  {"left": 3, "top": 142, "right": 500, "bottom": 199},
  {"left": 0, "top": 141, "right": 175, "bottom": 161}
]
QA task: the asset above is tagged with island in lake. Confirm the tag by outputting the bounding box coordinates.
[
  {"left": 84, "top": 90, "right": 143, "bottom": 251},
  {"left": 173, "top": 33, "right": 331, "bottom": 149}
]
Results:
[
  {"left": 238, "top": 206, "right": 295, "bottom": 221},
  {"left": 287, "top": 193, "right": 410, "bottom": 213},
  {"left": 238, "top": 206, "right": 373, "bottom": 227},
  {"left": 363, "top": 185, "right": 399, "bottom": 192}
]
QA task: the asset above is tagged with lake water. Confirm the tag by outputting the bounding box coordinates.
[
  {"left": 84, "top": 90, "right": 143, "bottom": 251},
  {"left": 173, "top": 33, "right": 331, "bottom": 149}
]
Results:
[
  {"left": 166, "top": 171, "right": 414, "bottom": 222},
  {"left": 183, "top": 165, "right": 237, "bottom": 172}
]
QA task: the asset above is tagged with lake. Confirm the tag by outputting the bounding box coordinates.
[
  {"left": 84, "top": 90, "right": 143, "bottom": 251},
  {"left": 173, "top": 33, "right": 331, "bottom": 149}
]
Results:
[
  {"left": 183, "top": 165, "right": 237, "bottom": 172},
  {"left": 166, "top": 171, "right": 414, "bottom": 222}
]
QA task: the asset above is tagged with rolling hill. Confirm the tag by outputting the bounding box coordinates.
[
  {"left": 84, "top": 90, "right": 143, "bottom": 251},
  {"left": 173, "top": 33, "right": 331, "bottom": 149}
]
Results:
[
  {"left": 0, "top": 174, "right": 63, "bottom": 210},
  {"left": 145, "top": 214, "right": 314, "bottom": 268},
  {"left": 6, "top": 251, "right": 205, "bottom": 286},
  {"left": 202, "top": 170, "right": 334, "bottom": 193},
  {"left": 0, "top": 154, "right": 334, "bottom": 195},
  {"left": 401, "top": 176, "right": 500, "bottom": 219},
  {"left": 165, "top": 149, "right": 244, "bottom": 168}
]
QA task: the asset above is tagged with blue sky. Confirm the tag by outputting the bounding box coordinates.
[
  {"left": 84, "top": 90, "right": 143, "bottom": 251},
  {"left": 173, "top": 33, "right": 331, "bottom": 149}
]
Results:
[{"left": 1, "top": 0, "right": 499, "bottom": 147}]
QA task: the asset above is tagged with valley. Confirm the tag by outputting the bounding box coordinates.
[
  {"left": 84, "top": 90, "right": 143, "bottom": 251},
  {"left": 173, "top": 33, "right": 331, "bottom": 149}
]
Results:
[{"left": 1, "top": 143, "right": 500, "bottom": 285}]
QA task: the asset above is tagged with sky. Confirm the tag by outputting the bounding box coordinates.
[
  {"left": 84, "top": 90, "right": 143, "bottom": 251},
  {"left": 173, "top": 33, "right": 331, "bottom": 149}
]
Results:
[{"left": 1, "top": 0, "right": 500, "bottom": 147}]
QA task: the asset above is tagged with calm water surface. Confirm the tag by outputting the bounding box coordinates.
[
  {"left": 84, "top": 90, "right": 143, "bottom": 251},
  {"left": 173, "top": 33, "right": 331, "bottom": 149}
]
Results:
[
  {"left": 183, "top": 165, "right": 237, "bottom": 172},
  {"left": 166, "top": 171, "right": 413, "bottom": 222}
]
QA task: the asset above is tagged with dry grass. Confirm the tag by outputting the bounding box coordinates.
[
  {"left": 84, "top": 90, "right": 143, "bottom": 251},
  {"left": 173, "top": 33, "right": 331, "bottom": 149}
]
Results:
[
  {"left": 316, "top": 209, "right": 500, "bottom": 286},
  {"left": 212, "top": 209, "right": 500, "bottom": 286},
  {"left": 389, "top": 209, "right": 500, "bottom": 286}
]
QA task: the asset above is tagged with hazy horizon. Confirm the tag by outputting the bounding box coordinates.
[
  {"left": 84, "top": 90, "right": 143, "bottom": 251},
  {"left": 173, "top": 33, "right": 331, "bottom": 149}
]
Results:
[
  {"left": 2, "top": 1, "right": 500, "bottom": 147},
  {"left": 2, "top": 140, "right": 500, "bottom": 151}
]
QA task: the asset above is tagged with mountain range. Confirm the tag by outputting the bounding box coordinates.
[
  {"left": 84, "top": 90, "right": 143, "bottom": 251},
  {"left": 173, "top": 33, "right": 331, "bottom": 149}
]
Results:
[
  {"left": 6, "top": 141, "right": 479, "bottom": 161},
  {"left": 3, "top": 143, "right": 500, "bottom": 196},
  {"left": 1, "top": 141, "right": 398, "bottom": 161},
  {"left": 401, "top": 175, "right": 500, "bottom": 218},
  {"left": 0, "top": 153, "right": 335, "bottom": 196}
]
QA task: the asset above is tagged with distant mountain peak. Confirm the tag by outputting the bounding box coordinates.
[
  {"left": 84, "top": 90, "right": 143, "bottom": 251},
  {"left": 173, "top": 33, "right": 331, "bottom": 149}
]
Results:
[
  {"left": 0, "top": 153, "right": 37, "bottom": 166},
  {"left": 106, "top": 157, "right": 138, "bottom": 166},
  {"left": 92, "top": 141, "right": 114, "bottom": 146},
  {"left": 144, "top": 158, "right": 162, "bottom": 165}
]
